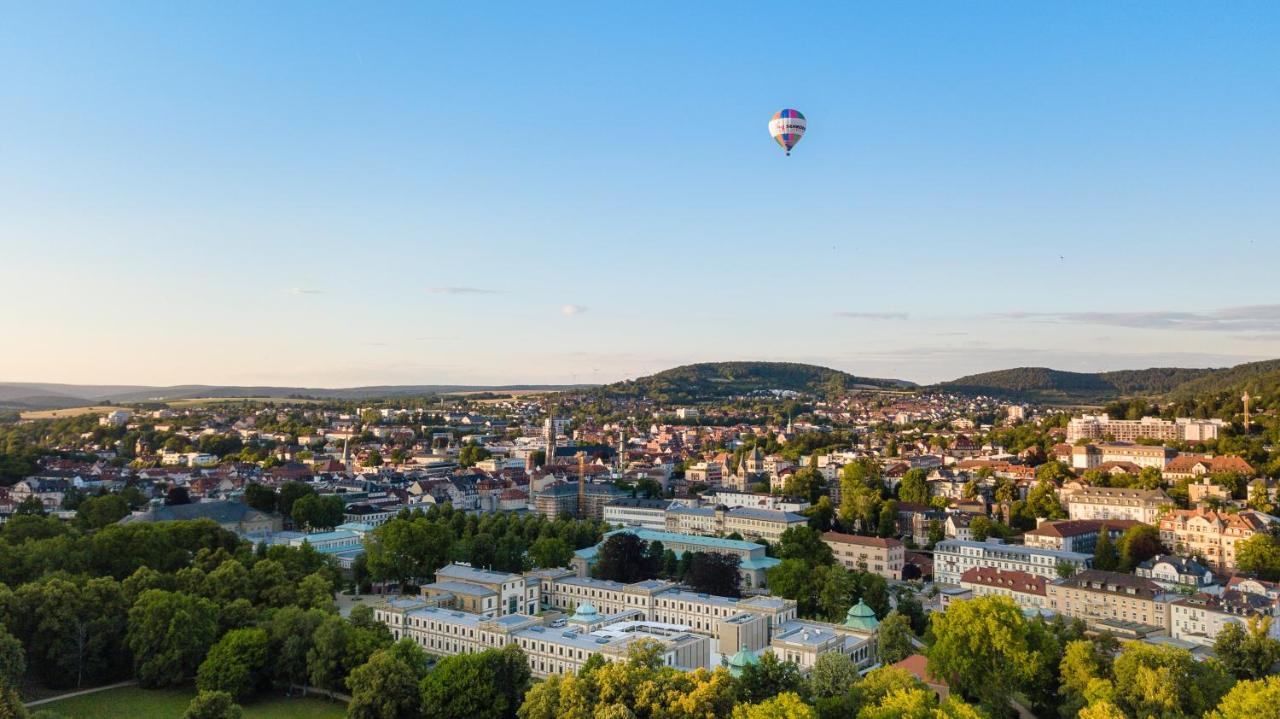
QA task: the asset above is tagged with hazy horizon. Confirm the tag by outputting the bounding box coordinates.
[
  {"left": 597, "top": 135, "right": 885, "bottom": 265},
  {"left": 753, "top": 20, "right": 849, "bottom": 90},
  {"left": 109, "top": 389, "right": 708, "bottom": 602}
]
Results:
[{"left": 4, "top": 3, "right": 1277, "bottom": 387}]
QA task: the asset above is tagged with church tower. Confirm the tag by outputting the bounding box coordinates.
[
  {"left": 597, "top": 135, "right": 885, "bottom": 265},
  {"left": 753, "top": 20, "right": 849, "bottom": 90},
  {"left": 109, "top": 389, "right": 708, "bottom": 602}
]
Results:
[{"left": 543, "top": 417, "right": 556, "bottom": 467}]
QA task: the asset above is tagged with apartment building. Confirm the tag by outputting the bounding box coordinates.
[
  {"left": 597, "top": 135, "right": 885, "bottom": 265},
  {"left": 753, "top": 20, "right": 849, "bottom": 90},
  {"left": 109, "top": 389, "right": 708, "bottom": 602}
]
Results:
[
  {"left": 1065, "top": 486, "right": 1171, "bottom": 524},
  {"left": 822, "top": 532, "right": 904, "bottom": 580},
  {"left": 933, "top": 538, "right": 1091, "bottom": 585},
  {"left": 957, "top": 567, "right": 1048, "bottom": 611},
  {"left": 602, "top": 498, "right": 672, "bottom": 531},
  {"left": 1066, "top": 414, "right": 1223, "bottom": 443},
  {"left": 665, "top": 505, "right": 807, "bottom": 543},
  {"left": 1022, "top": 519, "right": 1142, "bottom": 554},
  {"left": 1134, "top": 555, "right": 1214, "bottom": 591},
  {"left": 1045, "top": 570, "right": 1171, "bottom": 632},
  {"left": 572, "top": 528, "right": 781, "bottom": 590},
  {"left": 699, "top": 489, "right": 810, "bottom": 513},
  {"left": 1070, "top": 443, "right": 1176, "bottom": 470},
  {"left": 1158, "top": 508, "right": 1274, "bottom": 572},
  {"left": 1169, "top": 590, "right": 1280, "bottom": 646}
]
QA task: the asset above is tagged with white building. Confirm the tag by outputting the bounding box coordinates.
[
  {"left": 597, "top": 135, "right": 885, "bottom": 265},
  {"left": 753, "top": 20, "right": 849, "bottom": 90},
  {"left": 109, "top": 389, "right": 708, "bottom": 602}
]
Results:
[
  {"left": 1065, "top": 486, "right": 1171, "bottom": 524},
  {"left": 602, "top": 498, "right": 672, "bottom": 531},
  {"left": 933, "top": 538, "right": 1091, "bottom": 585},
  {"left": 1066, "top": 414, "right": 1223, "bottom": 443}
]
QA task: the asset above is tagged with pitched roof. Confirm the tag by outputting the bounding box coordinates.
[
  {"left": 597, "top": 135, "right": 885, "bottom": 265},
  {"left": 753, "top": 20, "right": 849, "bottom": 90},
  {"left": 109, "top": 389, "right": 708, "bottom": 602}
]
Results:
[
  {"left": 960, "top": 566, "right": 1047, "bottom": 596},
  {"left": 822, "top": 532, "right": 904, "bottom": 549}
]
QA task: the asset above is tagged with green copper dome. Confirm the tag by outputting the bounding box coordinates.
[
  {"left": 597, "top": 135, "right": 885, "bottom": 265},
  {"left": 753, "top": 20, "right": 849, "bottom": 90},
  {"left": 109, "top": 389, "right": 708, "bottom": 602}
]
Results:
[
  {"left": 725, "top": 645, "right": 760, "bottom": 677},
  {"left": 844, "top": 599, "right": 879, "bottom": 632},
  {"left": 570, "top": 602, "right": 599, "bottom": 622}
]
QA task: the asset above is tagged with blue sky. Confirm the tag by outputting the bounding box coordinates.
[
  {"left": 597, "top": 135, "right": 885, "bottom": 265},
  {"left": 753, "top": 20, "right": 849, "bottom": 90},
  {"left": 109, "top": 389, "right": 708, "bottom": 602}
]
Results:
[{"left": 2, "top": 2, "right": 1278, "bottom": 386}]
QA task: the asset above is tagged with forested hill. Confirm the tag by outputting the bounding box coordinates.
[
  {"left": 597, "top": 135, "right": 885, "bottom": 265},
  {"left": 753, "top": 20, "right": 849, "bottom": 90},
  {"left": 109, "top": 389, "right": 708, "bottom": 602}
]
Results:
[
  {"left": 935, "top": 361, "right": 1280, "bottom": 404},
  {"left": 599, "top": 362, "right": 912, "bottom": 403}
]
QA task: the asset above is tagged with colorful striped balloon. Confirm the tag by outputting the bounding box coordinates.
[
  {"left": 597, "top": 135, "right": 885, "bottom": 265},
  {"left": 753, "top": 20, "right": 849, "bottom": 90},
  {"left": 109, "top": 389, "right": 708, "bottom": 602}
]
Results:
[{"left": 768, "top": 109, "right": 806, "bottom": 155}]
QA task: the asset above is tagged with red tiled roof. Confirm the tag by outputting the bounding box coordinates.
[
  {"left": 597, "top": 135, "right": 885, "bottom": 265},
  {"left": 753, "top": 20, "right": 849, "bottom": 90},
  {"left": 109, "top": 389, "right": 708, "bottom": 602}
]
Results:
[
  {"left": 822, "top": 531, "right": 904, "bottom": 549},
  {"left": 959, "top": 567, "right": 1047, "bottom": 596}
]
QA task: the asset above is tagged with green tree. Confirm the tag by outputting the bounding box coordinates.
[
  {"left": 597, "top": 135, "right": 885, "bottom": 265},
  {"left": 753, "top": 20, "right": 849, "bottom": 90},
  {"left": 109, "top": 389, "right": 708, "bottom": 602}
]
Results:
[
  {"left": 592, "top": 532, "right": 652, "bottom": 583},
  {"left": 275, "top": 481, "right": 316, "bottom": 520},
  {"left": 528, "top": 537, "right": 572, "bottom": 569},
  {"left": 877, "top": 610, "right": 914, "bottom": 665},
  {"left": 809, "top": 651, "right": 859, "bottom": 698},
  {"left": 0, "top": 684, "right": 28, "bottom": 719},
  {"left": 1111, "top": 642, "right": 1231, "bottom": 719},
  {"left": 458, "top": 444, "right": 492, "bottom": 468},
  {"left": 75, "top": 494, "right": 130, "bottom": 529},
  {"left": 181, "top": 691, "right": 243, "bottom": 719},
  {"left": 307, "top": 615, "right": 384, "bottom": 694},
  {"left": 266, "top": 606, "right": 328, "bottom": 689},
  {"left": 365, "top": 516, "right": 455, "bottom": 588},
  {"left": 732, "top": 692, "right": 816, "bottom": 719},
  {"left": 1214, "top": 616, "right": 1280, "bottom": 680},
  {"left": 927, "top": 596, "right": 1043, "bottom": 715},
  {"left": 877, "top": 500, "right": 899, "bottom": 538},
  {"left": 242, "top": 483, "right": 277, "bottom": 513},
  {"left": 420, "top": 651, "right": 505, "bottom": 719},
  {"left": 1117, "top": 524, "right": 1162, "bottom": 571},
  {"left": 11, "top": 577, "right": 128, "bottom": 688},
  {"left": 1026, "top": 477, "right": 1066, "bottom": 519},
  {"left": 776, "top": 526, "right": 834, "bottom": 565},
  {"left": 1092, "top": 527, "right": 1119, "bottom": 571},
  {"left": 196, "top": 628, "right": 269, "bottom": 701},
  {"left": 927, "top": 520, "right": 945, "bottom": 548},
  {"left": 292, "top": 494, "right": 345, "bottom": 531},
  {"left": 1058, "top": 639, "right": 1111, "bottom": 718},
  {"left": 1236, "top": 534, "right": 1280, "bottom": 580},
  {"left": 1207, "top": 675, "right": 1280, "bottom": 719},
  {"left": 737, "top": 651, "right": 808, "bottom": 703},
  {"left": 127, "top": 590, "right": 219, "bottom": 688},
  {"left": 346, "top": 648, "right": 423, "bottom": 719},
  {"left": 0, "top": 626, "right": 25, "bottom": 689},
  {"left": 898, "top": 468, "right": 929, "bottom": 505},
  {"left": 362, "top": 450, "right": 383, "bottom": 468}
]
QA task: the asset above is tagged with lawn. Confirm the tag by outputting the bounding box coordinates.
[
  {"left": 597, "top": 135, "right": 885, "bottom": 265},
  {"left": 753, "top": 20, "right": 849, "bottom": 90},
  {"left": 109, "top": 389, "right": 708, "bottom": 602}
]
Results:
[{"left": 34, "top": 686, "right": 347, "bottom": 718}]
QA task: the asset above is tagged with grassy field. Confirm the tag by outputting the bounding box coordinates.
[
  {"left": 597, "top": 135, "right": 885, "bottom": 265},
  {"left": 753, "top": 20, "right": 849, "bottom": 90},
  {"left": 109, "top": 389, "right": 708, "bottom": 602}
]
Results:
[
  {"left": 164, "top": 397, "right": 325, "bottom": 407},
  {"left": 34, "top": 686, "right": 347, "bottom": 718},
  {"left": 18, "top": 405, "right": 120, "bottom": 420}
]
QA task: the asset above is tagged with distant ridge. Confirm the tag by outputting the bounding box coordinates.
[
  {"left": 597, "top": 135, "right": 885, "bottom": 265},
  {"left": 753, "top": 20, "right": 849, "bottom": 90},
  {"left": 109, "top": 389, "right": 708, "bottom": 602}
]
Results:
[
  {"left": 598, "top": 361, "right": 913, "bottom": 403},
  {"left": 0, "top": 382, "right": 591, "bottom": 410},
  {"left": 935, "top": 361, "right": 1280, "bottom": 403}
]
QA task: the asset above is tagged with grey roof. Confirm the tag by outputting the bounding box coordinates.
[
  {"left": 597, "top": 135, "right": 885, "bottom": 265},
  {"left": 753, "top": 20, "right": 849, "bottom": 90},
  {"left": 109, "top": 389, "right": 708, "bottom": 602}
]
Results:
[
  {"left": 424, "top": 581, "right": 497, "bottom": 597},
  {"left": 123, "top": 500, "right": 267, "bottom": 525},
  {"left": 436, "top": 563, "right": 522, "bottom": 585}
]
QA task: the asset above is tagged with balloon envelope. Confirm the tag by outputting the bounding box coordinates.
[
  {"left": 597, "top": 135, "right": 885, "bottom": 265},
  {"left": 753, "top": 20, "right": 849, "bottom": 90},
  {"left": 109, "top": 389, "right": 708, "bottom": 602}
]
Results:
[{"left": 769, "top": 109, "right": 806, "bottom": 154}]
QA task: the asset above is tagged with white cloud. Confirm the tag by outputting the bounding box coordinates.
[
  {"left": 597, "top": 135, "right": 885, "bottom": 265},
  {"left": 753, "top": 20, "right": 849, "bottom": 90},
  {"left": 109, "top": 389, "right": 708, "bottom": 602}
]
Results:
[
  {"left": 997, "top": 304, "right": 1280, "bottom": 332},
  {"left": 834, "top": 311, "right": 909, "bottom": 320},
  {"left": 425, "top": 286, "right": 499, "bottom": 295},
  {"left": 561, "top": 304, "right": 588, "bottom": 316},
  {"left": 288, "top": 287, "right": 323, "bottom": 295}
]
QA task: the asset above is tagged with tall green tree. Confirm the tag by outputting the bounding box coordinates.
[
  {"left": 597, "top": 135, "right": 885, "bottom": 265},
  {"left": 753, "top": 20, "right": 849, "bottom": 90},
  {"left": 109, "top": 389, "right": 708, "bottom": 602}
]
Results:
[
  {"left": 1214, "top": 616, "right": 1280, "bottom": 680},
  {"left": 1111, "top": 642, "right": 1232, "bottom": 719},
  {"left": 346, "top": 647, "right": 423, "bottom": 719},
  {"left": 737, "top": 651, "right": 808, "bottom": 703},
  {"left": 876, "top": 610, "right": 914, "bottom": 665},
  {"left": 1092, "top": 527, "right": 1119, "bottom": 571},
  {"left": 127, "top": 590, "right": 219, "bottom": 688},
  {"left": 1207, "top": 675, "right": 1280, "bottom": 719},
  {"left": 196, "top": 628, "right": 269, "bottom": 701},
  {"left": 927, "top": 596, "right": 1044, "bottom": 715}
]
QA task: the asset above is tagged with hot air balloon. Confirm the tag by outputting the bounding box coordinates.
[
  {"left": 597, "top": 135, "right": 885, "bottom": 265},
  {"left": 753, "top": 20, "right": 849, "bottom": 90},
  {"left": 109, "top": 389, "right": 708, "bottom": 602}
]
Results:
[{"left": 769, "top": 109, "right": 806, "bottom": 155}]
